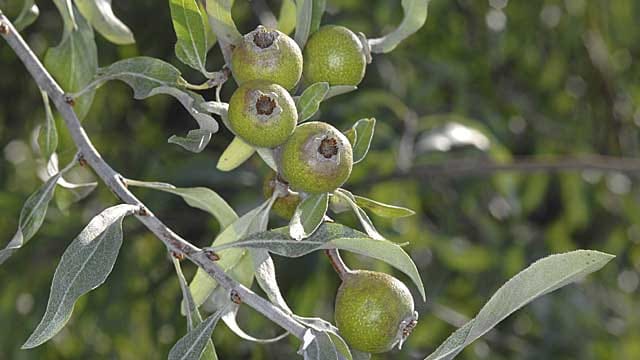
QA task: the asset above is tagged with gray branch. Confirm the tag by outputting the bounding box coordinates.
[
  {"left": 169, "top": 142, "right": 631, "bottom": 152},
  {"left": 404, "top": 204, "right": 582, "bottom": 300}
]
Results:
[{"left": 0, "top": 13, "right": 306, "bottom": 340}]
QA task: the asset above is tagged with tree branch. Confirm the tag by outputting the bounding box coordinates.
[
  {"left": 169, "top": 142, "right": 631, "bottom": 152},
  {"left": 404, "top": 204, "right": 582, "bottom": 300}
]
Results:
[
  {"left": 0, "top": 13, "right": 306, "bottom": 340},
  {"left": 369, "top": 155, "right": 640, "bottom": 182}
]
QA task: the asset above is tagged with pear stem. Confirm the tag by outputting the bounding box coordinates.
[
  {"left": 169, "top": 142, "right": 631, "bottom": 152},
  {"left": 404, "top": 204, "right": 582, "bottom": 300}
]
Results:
[{"left": 325, "top": 249, "right": 353, "bottom": 280}]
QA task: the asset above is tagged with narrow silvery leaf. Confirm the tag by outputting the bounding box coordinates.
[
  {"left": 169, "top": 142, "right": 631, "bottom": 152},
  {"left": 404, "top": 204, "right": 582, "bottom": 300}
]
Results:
[
  {"left": 297, "top": 82, "right": 330, "bottom": 123},
  {"left": 189, "top": 200, "right": 271, "bottom": 308},
  {"left": 45, "top": 7, "right": 97, "bottom": 120},
  {"left": 53, "top": 0, "right": 77, "bottom": 36},
  {"left": 169, "top": 0, "right": 212, "bottom": 75},
  {"left": 205, "top": 0, "right": 242, "bottom": 45},
  {"left": 217, "top": 136, "right": 255, "bottom": 171},
  {"left": 126, "top": 179, "right": 237, "bottom": 228},
  {"left": 328, "top": 332, "right": 352, "bottom": 360},
  {"left": 22, "top": 204, "right": 137, "bottom": 348},
  {"left": 350, "top": 118, "right": 375, "bottom": 164},
  {"left": 213, "top": 223, "right": 427, "bottom": 301},
  {"left": 0, "top": 174, "right": 61, "bottom": 265},
  {"left": 301, "top": 330, "right": 339, "bottom": 360},
  {"left": 310, "top": 0, "right": 326, "bottom": 34},
  {"left": 294, "top": 0, "right": 313, "bottom": 47},
  {"left": 368, "top": 0, "right": 430, "bottom": 53},
  {"left": 251, "top": 249, "right": 293, "bottom": 313},
  {"left": 76, "top": 57, "right": 182, "bottom": 99},
  {"left": 289, "top": 193, "right": 328, "bottom": 240},
  {"left": 256, "top": 148, "right": 278, "bottom": 171},
  {"left": 424, "top": 250, "right": 615, "bottom": 360},
  {"left": 37, "top": 90, "right": 58, "bottom": 161},
  {"left": 169, "top": 129, "right": 213, "bottom": 153},
  {"left": 295, "top": 317, "right": 352, "bottom": 360},
  {"left": 325, "top": 85, "right": 357, "bottom": 100},
  {"left": 168, "top": 310, "right": 224, "bottom": 360},
  {"left": 221, "top": 307, "right": 288, "bottom": 343},
  {"left": 353, "top": 195, "right": 415, "bottom": 218},
  {"left": 335, "top": 189, "right": 384, "bottom": 240},
  {"left": 74, "top": 0, "right": 135, "bottom": 45},
  {"left": 351, "top": 349, "right": 371, "bottom": 360},
  {"left": 277, "top": 0, "right": 296, "bottom": 35},
  {"left": 173, "top": 259, "right": 218, "bottom": 360},
  {"left": 201, "top": 101, "right": 228, "bottom": 116},
  {"left": 14, "top": 0, "right": 39, "bottom": 31},
  {"left": 57, "top": 178, "right": 98, "bottom": 202}
]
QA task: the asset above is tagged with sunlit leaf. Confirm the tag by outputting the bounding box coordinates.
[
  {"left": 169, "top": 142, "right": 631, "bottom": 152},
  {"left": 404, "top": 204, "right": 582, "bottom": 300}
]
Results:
[
  {"left": 310, "top": 0, "right": 326, "bottom": 34},
  {"left": 168, "top": 310, "right": 224, "bottom": 360},
  {"left": 325, "top": 85, "right": 357, "bottom": 100},
  {"left": 205, "top": 0, "right": 242, "bottom": 44},
  {"left": 217, "top": 136, "right": 255, "bottom": 171},
  {"left": 368, "top": 0, "right": 430, "bottom": 53},
  {"left": 74, "top": 0, "right": 135, "bottom": 45},
  {"left": 14, "top": 0, "right": 39, "bottom": 31},
  {"left": 277, "top": 0, "right": 296, "bottom": 35},
  {"left": 22, "top": 204, "right": 137, "bottom": 348},
  {"left": 37, "top": 90, "right": 58, "bottom": 161},
  {"left": 335, "top": 189, "right": 384, "bottom": 240},
  {"left": 169, "top": 0, "right": 212, "bottom": 75},
  {"left": 294, "top": 0, "right": 312, "bottom": 47},
  {"left": 350, "top": 118, "right": 375, "bottom": 163},
  {"left": 424, "top": 250, "right": 615, "bottom": 360}
]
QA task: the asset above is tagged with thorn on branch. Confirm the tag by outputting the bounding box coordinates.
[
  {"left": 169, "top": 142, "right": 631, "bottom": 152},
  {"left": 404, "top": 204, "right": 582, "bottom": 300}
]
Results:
[
  {"left": 171, "top": 251, "right": 185, "bottom": 261},
  {"left": 137, "top": 206, "right": 150, "bottom": 216},
  {"left": 78, "top": 153, "right": 88, "bottom": 167},
  {"left": 63, "top": 94, "right": 75, "bottom": 106},
  {"left": 204, "top": 248, "right": 221, "bottom": 261},
  {"left": 117, "top": 174, "right": 128, "bottom": 188},
  {"left": 230, "top": 290, "right": 242, "bottom": 304},
  {"left": 0, "top": 22, "right": 10, "bottom": 35}
]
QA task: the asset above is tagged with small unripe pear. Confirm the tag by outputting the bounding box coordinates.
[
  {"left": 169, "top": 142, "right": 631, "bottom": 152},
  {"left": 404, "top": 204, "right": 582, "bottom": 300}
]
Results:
[
  {"left": 228, "top": 80, "right": 297, "bottom": 148},
  {"left": 278, "top": 122, "right": 353, "bottom": 194},
  {"left": 334, "top": 270, "right": 418, "bottom": 353},
  {"left": 232, "top": 26, "right": 303, "bottom": 90},
  {"left": 303, "top": 25, "right": 367, "bottom": 86},
  {"left": 262, "top": 172, "right": 301, "bottom": 220}
]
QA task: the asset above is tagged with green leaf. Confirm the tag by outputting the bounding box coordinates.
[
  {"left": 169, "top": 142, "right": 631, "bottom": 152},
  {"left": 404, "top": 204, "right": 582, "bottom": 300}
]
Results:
[
  {"left": 295, "top": 317, "right": 352, "bottom": 360},
  {"left": 74, "top": 0, "right": 135, "bottom": 45},
  {"left": 350, "top": 118, "right": 375, "bottom": 164},
  {"left": 368, "top": 0, "right": 430, "bottom": 54},
  {"left": 353, "top": 195, "right": 415, "bottom": 218},
  {"left": 14, "top": 0, "right": 39, "bottom": 31},
  {"left": 0, "top": 173, "right": 61, "bottom": 265},
  {"left": 294, "top": 0, "right": 312, "bottom": 47},
  {"left": 205, "top": 0, "right": 242, "bottom": 45},
  {"left": 217, "top": 136, "right": 255, "bottom": 171},
  {"left": 289, "top": 193, "right": 328, "bottom": 240},
  {"left": 299, "top": 329, "right": 339, "bottom": 360},
  {"left": 277, "top": 0, "right": 296, "bottom": 35},
  {"left": 188, "top": 200, "right": 271, "bottom": 309},
  {"left": 169, "top": 0, "right": 212, "bottom": 75},
  {"left": 297, "top": 82, "right": 330, "bottom": 123},
  {"left": 325, "top": 85, "right": 357, "bottom": 100},
  {"left": 310, "top": 0, "right": 326, "bottom": 34},
  {"left": 77, "top": 57, "right": 182, "bottom": 98},
  {"left": 126, "top": 179, "right": 237, "bottom": 228},
  {"left": 212, "top": 223, "right": 427, "bottom": 301},
  {"left": 168, "top": 310, "right": 224, "bottom": 360},
  {"left": 37, "top": 90, "right": 58, "bottom": 161},
  {"left": 22, "top": 204, "right": 137, "bottom": 348},
  {"left": 424, "top": 250, "right": 615, "bottom": 360},
  {"left": 335, "top": 189, "right": 384, "bottom": 240},
  {"left": 53, "top": 0, "right": 77, "bottom": 36},
  {"left": 151, "top": 86, "right": 218, "bottom": 136},
  {"left": 173, "top": 259, "right": 218, "bottom": 360},
  {"left": 45, "top": 7, "right": 97, "bottom": 120},
  {"left": 168, "top": 129, "right": 213, "bottom": 153}
]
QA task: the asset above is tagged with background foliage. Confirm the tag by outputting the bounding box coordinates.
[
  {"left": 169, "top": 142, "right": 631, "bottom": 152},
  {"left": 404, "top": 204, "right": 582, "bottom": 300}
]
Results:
[{"left": 1, "top": 0, "right": 639, "bottom": 359}]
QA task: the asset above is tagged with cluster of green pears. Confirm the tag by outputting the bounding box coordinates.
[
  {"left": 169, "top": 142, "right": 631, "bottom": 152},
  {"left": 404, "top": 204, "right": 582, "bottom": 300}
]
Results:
[{"left": 228, "top": 25, "right": 418, "bottom": 354}]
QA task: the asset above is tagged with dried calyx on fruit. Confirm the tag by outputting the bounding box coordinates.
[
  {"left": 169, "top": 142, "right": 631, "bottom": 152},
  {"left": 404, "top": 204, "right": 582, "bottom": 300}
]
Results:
[
  {"left": 277, "top": 121, "right": 353, "bottom": 194},
  {"left": 303, "top": 25, "right": 367, "bottom": 86},
  {"left": 228, "top": 80, "right": 297, "bottom": 148},
  {"left": 231, "top": 25, "right": 303, "bottom": 90},
  {"left": 262, "top": 171, "right": 301, "bottom": 220},
  {"left": 334, "top": 270, "right": 418, "bottom": 354}
]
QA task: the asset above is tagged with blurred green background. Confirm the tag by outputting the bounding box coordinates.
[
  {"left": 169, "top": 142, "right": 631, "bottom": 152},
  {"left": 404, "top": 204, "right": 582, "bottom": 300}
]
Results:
[{"left": 1, "top": 0, "right": 639, "bottom": 359}]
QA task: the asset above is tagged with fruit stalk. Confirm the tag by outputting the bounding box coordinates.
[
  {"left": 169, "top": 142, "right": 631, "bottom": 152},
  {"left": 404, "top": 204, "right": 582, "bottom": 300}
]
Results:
[{"left": 325, "top": 248, "right": 352, "bottom": 280}]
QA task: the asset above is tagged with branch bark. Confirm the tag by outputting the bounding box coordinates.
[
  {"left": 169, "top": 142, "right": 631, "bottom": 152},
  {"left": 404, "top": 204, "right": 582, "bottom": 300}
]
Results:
[{"left": 0, "top": 12, "right": 306, "bottom": 340}]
